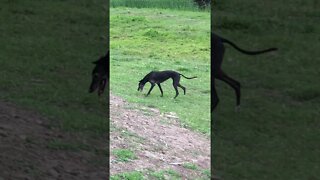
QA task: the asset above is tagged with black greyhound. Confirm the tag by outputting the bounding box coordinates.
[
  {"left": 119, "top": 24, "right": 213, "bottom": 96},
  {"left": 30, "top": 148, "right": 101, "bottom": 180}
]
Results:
[
  {"left": 138, "top": 70, "right": 197, "bottom": 98},
  {"left": 212, "top": 33, "right": 277, "bottom": 111},
  {"left": 89, "top": 51, "right": 109, "bottom": 96}
]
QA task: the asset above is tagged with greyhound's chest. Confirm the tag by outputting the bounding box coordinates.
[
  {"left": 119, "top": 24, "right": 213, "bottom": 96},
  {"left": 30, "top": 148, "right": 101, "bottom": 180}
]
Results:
[{"left": 150, "top": 79, "right": 166, "bottom": 83}]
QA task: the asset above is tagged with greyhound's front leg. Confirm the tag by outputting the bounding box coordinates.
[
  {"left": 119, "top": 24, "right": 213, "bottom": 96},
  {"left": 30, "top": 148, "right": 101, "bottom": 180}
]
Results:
[
  {"left": 98, "top": 79, "right": 106, "bottom": 96},
  {"left": 146, "top": 83, "right": 155, "bottom": 96}
]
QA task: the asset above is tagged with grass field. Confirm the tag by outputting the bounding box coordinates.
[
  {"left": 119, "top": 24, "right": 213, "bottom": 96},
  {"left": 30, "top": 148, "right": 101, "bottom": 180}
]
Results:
[
  {"left": 111, "top": 0, "right": 206, "bottom": 11},
  {"left": 110, "top": 7, "right": 211, "bottom": 134},
  {"left": 0, "top": 0, "right": 108, "bottom": 134},
  {"left": 213, "top": 1, "right": 320, "bottom": 179}
]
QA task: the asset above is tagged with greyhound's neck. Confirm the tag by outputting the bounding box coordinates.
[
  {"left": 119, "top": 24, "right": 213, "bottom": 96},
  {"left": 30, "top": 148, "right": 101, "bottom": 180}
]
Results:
[{"left": 141, "top": 74, "right": 151, "bottom": 84}]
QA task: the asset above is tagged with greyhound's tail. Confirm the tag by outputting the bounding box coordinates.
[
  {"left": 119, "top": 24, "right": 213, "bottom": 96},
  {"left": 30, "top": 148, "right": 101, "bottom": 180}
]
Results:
[
  {"left": 221, "top": 38, "right": 278, "bottom": 55},
  {"left": 180, "top": 74, "right": 197, "bottom": 79}
]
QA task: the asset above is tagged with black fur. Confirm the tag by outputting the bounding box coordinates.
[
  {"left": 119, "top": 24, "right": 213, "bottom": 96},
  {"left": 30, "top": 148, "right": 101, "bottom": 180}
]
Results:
[
  {"left": 212, "top": 32, "right": 277, "bottom": 111},
  {"left": 138, "top": 70, "right": 197, "bottom": 98},
  {"left": 89, "top": 51, "right": 109, "bottom": 96}
]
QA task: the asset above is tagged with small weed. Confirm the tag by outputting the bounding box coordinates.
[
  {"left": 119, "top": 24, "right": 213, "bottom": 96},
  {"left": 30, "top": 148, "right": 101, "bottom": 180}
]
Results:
[
  {"left": 165, "top": 169, "right": 181, "bottom": 179},
  {"left": 148, "top": 170, "right": 166, "bottom": 179},
  {"left": 201, "top": 169, "right": 211, "bottom": 179},
  {"left": 111, "top": 171, "right": 144, "bottom": 180},
  {"left": 120, "top": 129, "right": 145, "bottom": 143},
  {"left": 146, "top": 169, "right": 181, "bottom": 180},
  {"left": 183, "top": 162, "right": 198, "bottom": 170},
  {"left": 113, "top": 149, "right": 137, "bottom": 162}
]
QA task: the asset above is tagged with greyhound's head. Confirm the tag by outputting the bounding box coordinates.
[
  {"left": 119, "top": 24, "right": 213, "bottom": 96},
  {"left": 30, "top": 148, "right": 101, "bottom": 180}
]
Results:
[
  {"left": 137, "top": 80, "right": 145, "bottom": 92},
  {"left": 89, "top": 53, "right": 108, "bottom": 96}
]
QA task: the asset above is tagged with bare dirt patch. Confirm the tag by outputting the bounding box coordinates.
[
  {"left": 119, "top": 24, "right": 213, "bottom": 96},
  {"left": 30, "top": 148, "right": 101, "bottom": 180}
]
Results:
[
  {"left": 0, "top": 101, "right": 107, "bottom": 180},
  {"left": 110, "top": 94, "right": 210, "bottom": 179}
]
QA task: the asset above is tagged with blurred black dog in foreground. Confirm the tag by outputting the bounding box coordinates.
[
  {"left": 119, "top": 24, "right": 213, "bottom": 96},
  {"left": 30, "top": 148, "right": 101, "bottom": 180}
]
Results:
[
  {"left": 89, "top": 51, "right": 109, "bottom": 96},
  {"left": 212, "top": 33, "right": 277, "bottom": 111}
]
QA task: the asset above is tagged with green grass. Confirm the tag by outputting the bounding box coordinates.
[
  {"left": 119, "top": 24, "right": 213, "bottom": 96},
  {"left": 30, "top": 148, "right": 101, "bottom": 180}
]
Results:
[
  {"left": 201, "top": 169, "right": 211, "bottom": 179},
  {"left": 164, "top": 169, "right": 181, "bottom": 179},
  {"left": 0, "top": 0, "right": 108, "bottom": 135},
  {"left": 110, "top": 7, "right": 210, "bottom": 134},
  {"left": 182, "top": 162, "right": 198, "bottom": 170},
  {"left": 111, "top": 0, "right": 208, "bottom": 11},
  {"left": 148, "top": 170, "right": 166, "bottom": 180},
  {"left": 113, "top": 149, "right": 137, "bottom": 162},
  {"left": 111, "top": 171, "right": 144, "bottom": 180},
  {"left": 147, "top": 169, "right": 181, "bottom": 180},
  {"left": 110, "top": 169, "right": 183, "bottom": 180},
  {"left": 213, "top": 0, "right": 320, "bottom": 179}
]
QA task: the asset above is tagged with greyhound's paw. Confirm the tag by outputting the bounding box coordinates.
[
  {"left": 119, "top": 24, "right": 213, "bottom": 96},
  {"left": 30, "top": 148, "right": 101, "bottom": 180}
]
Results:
[{"left": 235, "top": 106, "right": 241, "bottom": 112}]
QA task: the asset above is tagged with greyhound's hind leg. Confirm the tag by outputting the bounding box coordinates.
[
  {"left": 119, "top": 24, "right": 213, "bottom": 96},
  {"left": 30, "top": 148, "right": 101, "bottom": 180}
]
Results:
[
  {"left": 172, "top": 76, "right": 181, "bottom": 98},
  {"left": 216, "top": 71, "right": 241, "bottom": 107},
  {"left": 173, "top": 85, "right": 179, "bottom": 98},
  {"left": 177, "top": 84, "right": 186, "bottom": 95}
]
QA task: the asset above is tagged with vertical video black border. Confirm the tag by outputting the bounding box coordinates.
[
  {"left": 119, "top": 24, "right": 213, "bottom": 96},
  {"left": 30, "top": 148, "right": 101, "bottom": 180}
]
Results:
[
  {"left": 106, "top": 0, "right": 110, "bottom": 179},
  {"left": 210, "top": 1, "right": 214, "bottom": 179}
]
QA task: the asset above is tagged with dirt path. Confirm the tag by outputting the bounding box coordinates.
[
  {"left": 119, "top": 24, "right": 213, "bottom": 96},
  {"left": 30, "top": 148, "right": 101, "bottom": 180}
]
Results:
[
  {"left": 0, "top": 94, "right": 211, "bottom": 179},
  {"left": 0, "top": 101, "right": 107, "bottom": 180},
  {"left": 110, "top": 94, "right": 210, "bottom": 179}
]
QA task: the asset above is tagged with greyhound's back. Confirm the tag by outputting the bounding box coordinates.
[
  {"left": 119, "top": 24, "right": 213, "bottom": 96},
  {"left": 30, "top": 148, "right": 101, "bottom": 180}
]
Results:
[{"left": 149, "top": 70, "right": 179, "bottom": 81}]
